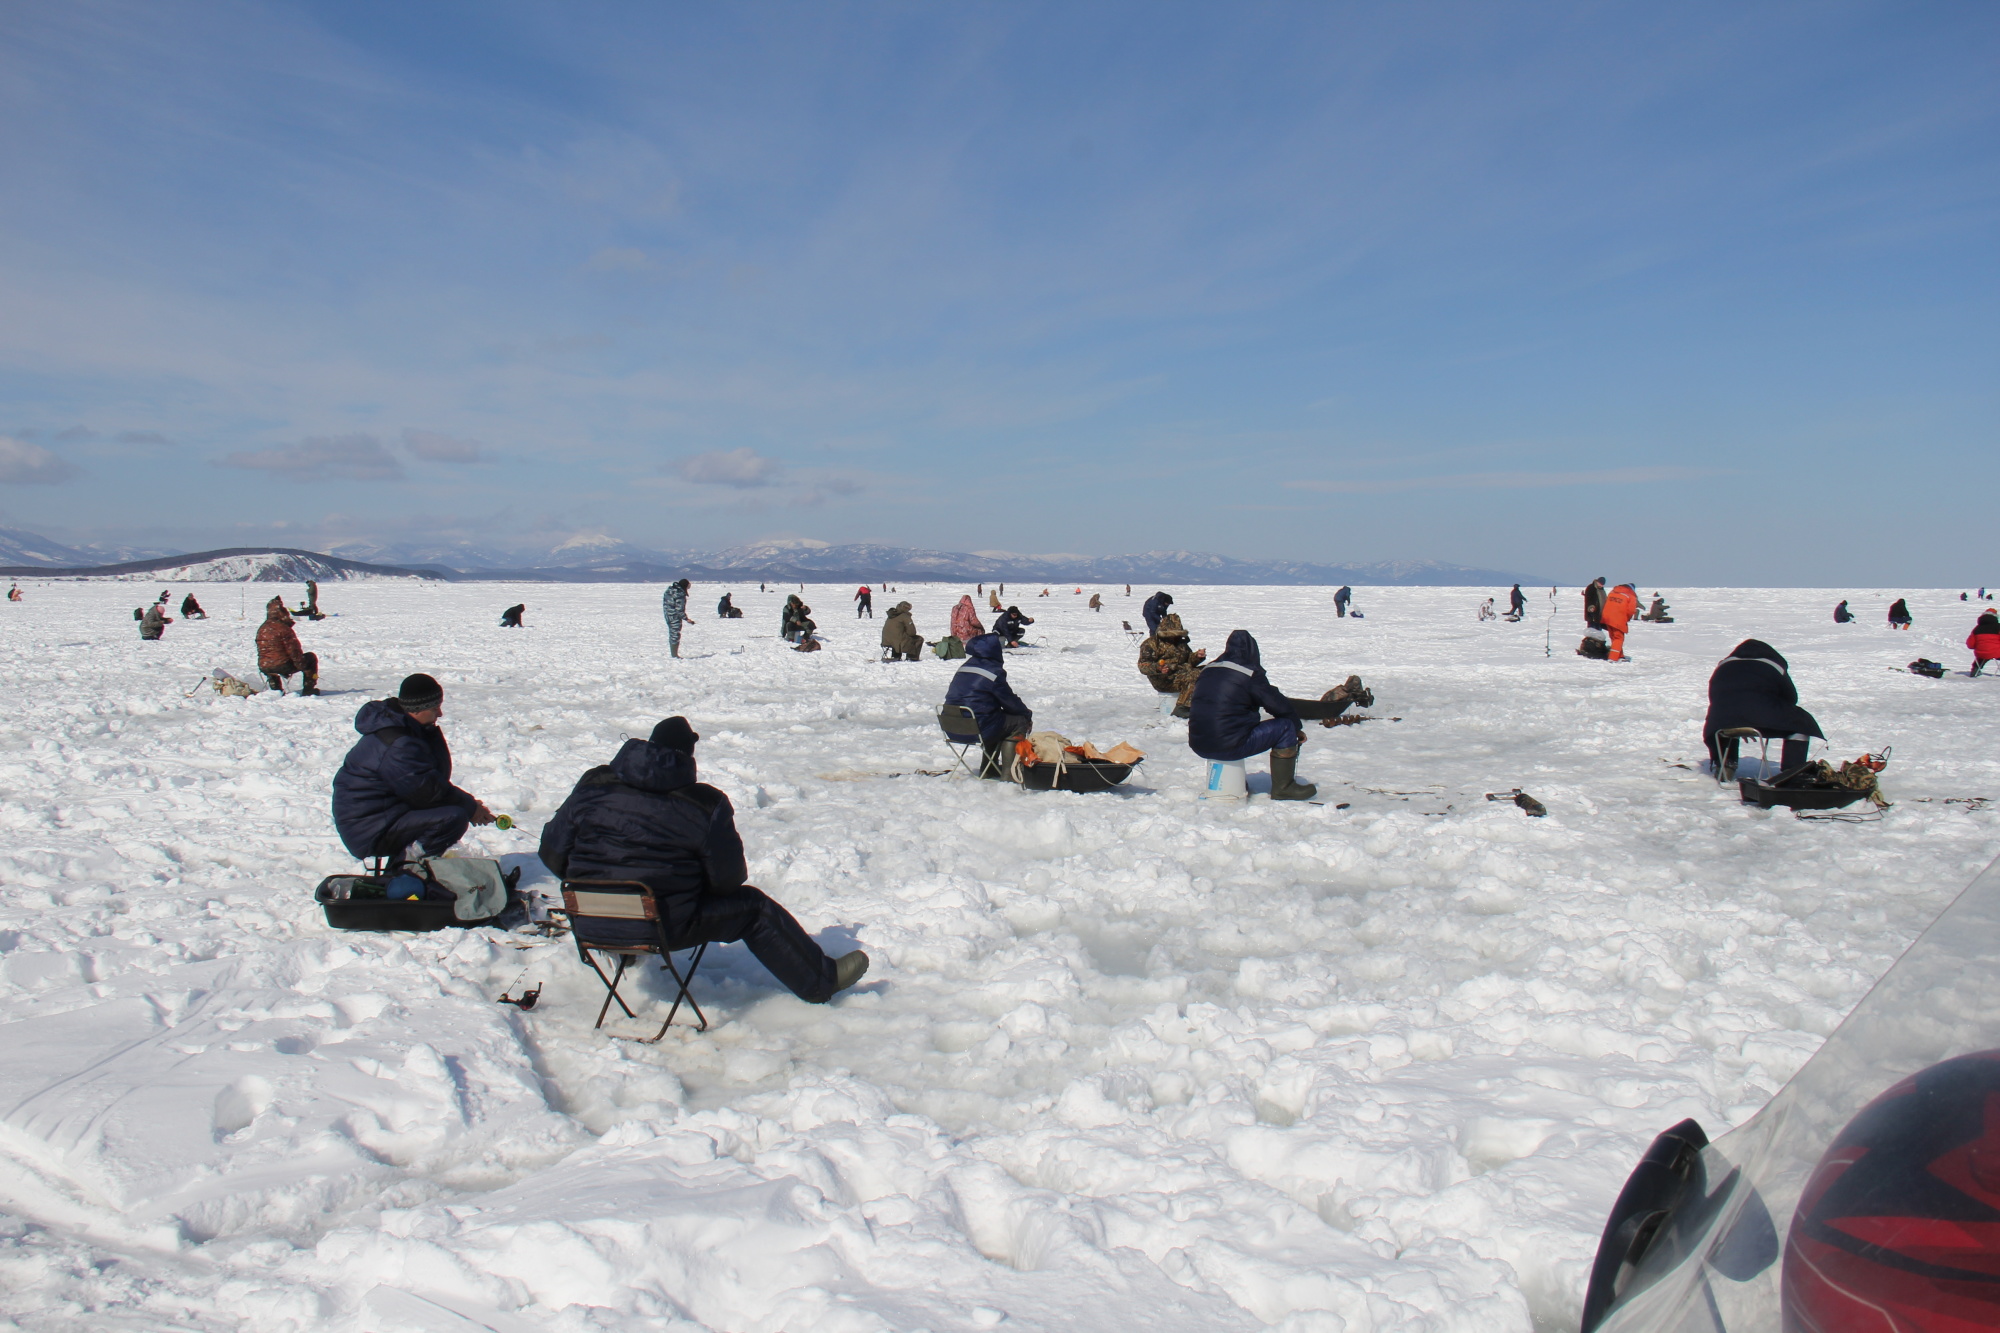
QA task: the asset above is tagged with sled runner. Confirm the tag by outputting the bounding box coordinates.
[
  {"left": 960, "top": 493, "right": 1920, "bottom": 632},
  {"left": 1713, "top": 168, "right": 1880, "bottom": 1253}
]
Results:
[{"left": 1581, "top": 852, "right": 2000, "bottom": 1332}]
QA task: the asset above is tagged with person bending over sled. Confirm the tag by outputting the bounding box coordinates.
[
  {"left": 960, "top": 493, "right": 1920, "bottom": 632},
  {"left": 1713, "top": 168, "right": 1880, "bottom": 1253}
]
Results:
[
  {"left": 257, "top": 597, "right": 319, "bottom": 694},
  {"left": 1188, "top": 631, "right": 1366, "bottom": 801},
  {"left": 539, "top": 716, "right": 868, "bottom": 1004},
  {"left": 1968, "top": 610, "right": 2000, "bottom": 677},
  {"left": 1703, "top": 640, "right": 1824, "bottom": 779},
  {"left": 332, "top": 674, "right": 496, "bottom": 866},
  {"left": 944, "top": 633, "right": 1034, "bottom": 777}
]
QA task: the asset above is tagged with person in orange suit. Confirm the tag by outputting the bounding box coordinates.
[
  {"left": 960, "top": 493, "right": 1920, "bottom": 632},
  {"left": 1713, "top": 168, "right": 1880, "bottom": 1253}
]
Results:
[{"left": 1602, "top": 583, "right": 1639, "bottom": 661}]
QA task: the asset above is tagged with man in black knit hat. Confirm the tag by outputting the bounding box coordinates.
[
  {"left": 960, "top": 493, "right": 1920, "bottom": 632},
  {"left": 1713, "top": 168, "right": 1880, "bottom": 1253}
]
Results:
[
  {"left": 332, "top": 673, "right": 495, "bottom": 864},
  {"left": 539, "top": 715, "right": 869, "bottom": 1004}
]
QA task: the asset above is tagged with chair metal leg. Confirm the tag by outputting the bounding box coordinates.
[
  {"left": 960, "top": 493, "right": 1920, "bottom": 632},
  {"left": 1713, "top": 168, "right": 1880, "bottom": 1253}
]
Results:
[
  {"left": 582, "top": 950, "right": 638, "bottom": 1028},
  {"left": 657, "top": 942, "right": 710, "bottom": 1036}
]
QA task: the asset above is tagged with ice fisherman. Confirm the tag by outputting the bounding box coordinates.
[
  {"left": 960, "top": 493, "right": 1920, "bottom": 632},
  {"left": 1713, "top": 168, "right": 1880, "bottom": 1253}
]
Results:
[
  {"left": 943, "top": 634, "right": 1033, "bottom": 771},
  {"left": 1640, "top": 594, "right": 1674, "bottom": 623},
  {"left": 1138, "top": 612, "right": 1206, "bottom": 716},
  {"left": 716, "top": 593, "right": 742, "bottom": 619},
  {"left": 1142, "top": 591, "right": 1174, "bottom": 636},
  {"left": 1703, "top": 641, "right": 1824, "bottom": 778},
  {"left": 1478, "top": 598, "right": 1496, "bottom": 622},
  {"left": 332, "top": 673, "right": 496, "bottom": 865},
  {"left": 881, "top": 601, "right": 922, "bottom": 661},
  {"left": 1187, "top": 631, "right": 1364, "bottom": 802},
  {"left": 1888, "top": 598, "right": 1913, "bottom": 630},
  {"left": 257, "top": 597, "right": 319, "bottom": 694},
  {"left": 1602, "top": 583, "right": 1639, "bottom": 661},
  {"left": 1507, "top": 584, "right": 1526, "bottom": 620},
  {"left": 1834, "top": 599, "right": 1854, "bottom": 624},
  {"left": 138, "top": 601, "right": 171, "bottom": 640},
  {"left": 181, "top": 592, "right": 207, "bottom": 620},
  {"left": 538, "top": 716, "right": 869, "bottom": 1005},
  {"left": 781, "top": 595, "right": 815, "bottom": 643},
  {"left": 661, "top": 579, "right": 692, "bottom": 657},
  {"left": 1968, "top": 610, "right": 2000, "bottom": 677},
  {"left": 854, "top": 585, "right": 873, "bottom": 618},
  {"left": 950, "top": 595, "right": 984, "bottom": 643},
  {"left": 1333, "top": 586, "right": 1352, "bottom": 618},
  {"left": 1583, "top": 577, "right": 1608, "bottom": 629},
  {"left": 993, "top": 605, "right": 1034, "bottom": 647},
  {"left": 500, "top": 604, "right": 526, "bottom": 628}
]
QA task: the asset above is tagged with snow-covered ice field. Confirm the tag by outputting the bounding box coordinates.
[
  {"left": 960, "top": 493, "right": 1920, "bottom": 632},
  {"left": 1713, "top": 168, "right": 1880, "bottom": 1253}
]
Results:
[{"left": 1, "top": 579, "right": 1995, "bottom": 1333}]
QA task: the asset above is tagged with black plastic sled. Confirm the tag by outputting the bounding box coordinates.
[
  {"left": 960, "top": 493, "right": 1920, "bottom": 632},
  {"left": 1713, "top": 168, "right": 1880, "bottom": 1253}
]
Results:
[
  {"left": 314, "top": 872, "right": 495, "bottom": 932},
  {"left": 1016, "top": 758, "right": 1141, "bottom": 793}
]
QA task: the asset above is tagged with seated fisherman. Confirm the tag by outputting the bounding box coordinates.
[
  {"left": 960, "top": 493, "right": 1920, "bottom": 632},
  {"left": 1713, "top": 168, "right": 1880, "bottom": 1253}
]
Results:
[
  {"left": 257, "top": 597, "right": 319, "bottom": 694},
  {"left": 1187, "top": 630, "right": 1358, "bottom": 801},
  {"left": 716, "top": 593, "right": 742, "bottom": 619},
  {"left": 332, "top": 673, "right": 495, "bottom": 864},
  {"left": 992, "top": 605, "right": 1034, "bottom": 646},
  {"left": 1703, "top": 639, "right": 1824, "bottom": 778},
  {"left": 1640, "top": 594, "right": 1673, "bottom": 623},
  {"left": 538, "top": 717, "right": 868, "bottom": 1004},
  {"left": 881, "top": 600, "right": 923, "bottom": 660},
  {"left": 943, "top": 633, "right": 1033, "bottom": 775},
  {"left": 1138, "top": 612, "right": 1207, "bottom": 716},
  {"left": 181, "top": 592, "right": 207, "bottom": 619}
]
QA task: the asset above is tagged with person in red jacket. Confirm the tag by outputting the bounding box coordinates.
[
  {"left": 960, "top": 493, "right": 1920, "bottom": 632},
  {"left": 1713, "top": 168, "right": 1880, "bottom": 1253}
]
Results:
[
  {"left": 256, "top": 597, "right": 319, "bottom": 695},
  {"left": 1602, "top": 583, "right": 1639, "bottom": 661},
  {"left": 1969, "top": 610, "right": 2000, "bottom": 677}
]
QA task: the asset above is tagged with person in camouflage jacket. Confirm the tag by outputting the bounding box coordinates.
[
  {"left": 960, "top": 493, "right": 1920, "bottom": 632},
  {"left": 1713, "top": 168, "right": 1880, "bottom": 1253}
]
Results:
[{"left": 1138, "top": 612, "right": 1207, "bottom": 712}]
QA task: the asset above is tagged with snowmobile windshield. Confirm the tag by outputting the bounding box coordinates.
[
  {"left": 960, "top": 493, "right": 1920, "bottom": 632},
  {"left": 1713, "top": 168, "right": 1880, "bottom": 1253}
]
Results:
[{"left": 1587, "top": 853, "right": 2000, "bottom": 1333}]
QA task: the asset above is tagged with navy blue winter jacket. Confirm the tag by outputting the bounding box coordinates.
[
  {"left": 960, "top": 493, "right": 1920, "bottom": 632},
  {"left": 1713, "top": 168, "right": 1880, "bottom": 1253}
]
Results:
[
  {"left": 1142, "top": 592, "right": 1173, "bottom": 635},
  {"left": 1702, "top": 639, "right": 1823, "bottom": 749},
  {"left": 537, "top": 739, "right": 747, "bottom": 940},
  {"left": 942, "top": 634, "right": 1032, "bottom": 741},
  {"left": 1188, "top": 630, "right": 1297, "bottom": 760},
  {"left": 331, "top": 699, "right": 477, "bottom": 858}
]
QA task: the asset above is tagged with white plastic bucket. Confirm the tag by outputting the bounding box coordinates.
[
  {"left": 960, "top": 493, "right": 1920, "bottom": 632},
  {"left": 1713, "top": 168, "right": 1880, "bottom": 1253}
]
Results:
[
  {"left": 1159, "top": 692, "right": 1178, "bottom": 717},
  {"left": 1200, "top": 758, "right": 1248, "bottom": 800}
]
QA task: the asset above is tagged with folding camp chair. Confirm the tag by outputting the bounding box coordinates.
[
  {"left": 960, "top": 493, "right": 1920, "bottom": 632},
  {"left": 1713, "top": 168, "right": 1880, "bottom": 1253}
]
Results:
[
  {"left": 560, "top": 879, "right": 709, "bottom": 1039},
  {"left": 1122, "top": 620, "right": 1142, "bottom": 641},
  {"left": 937, "top": 704, "right": 991, "bottom": 778}
]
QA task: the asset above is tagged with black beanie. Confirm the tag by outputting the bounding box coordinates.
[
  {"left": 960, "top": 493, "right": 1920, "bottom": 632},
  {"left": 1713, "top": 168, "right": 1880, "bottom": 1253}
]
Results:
[
  {"left": 397, "top": 673, "right": 443, "bottom": 711},
  {"left": 649, "top": 716, "right": 699, "bottom": 753}
]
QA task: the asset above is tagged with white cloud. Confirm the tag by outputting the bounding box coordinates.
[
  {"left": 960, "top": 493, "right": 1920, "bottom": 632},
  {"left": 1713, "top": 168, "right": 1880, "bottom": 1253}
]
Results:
[
  {"left": 402, "top": 429, "right": 483, "bottom": 463},
  {"left": 216, "top": 435, "right": 405, "bottom": 481},
  {"left": 676, "top": 447, "right": 783, "bottom": 488},
  {"left": 0, "top": 436, "right": 79, "bottom": 484}
]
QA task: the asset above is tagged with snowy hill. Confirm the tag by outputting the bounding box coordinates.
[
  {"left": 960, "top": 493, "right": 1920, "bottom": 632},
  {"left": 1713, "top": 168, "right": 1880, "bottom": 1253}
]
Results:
[
  {"left": 0, "top": 525, "right": 1542, "bottom": 585},
  {"left": 0, "top": 546, "right": 439, "bottom": 582}
]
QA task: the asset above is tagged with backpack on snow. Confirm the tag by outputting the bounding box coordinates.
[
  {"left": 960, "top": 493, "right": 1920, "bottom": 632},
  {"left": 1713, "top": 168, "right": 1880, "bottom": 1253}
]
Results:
[
  {"left": 1577, "top": 633, "right": 1611, "bottom": 660},
  {"left": 931, "top": 635, "right": 967, "bottom": 660},
  {"left": 1908, "top": 658, "right": 1946, "bottom": 679}
]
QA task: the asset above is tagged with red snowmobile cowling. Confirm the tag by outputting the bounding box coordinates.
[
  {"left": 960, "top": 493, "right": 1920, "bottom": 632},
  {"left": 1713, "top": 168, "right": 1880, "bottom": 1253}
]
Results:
[{"left": 1582, "top": 853, "right": 2000, "bottom": 1333}]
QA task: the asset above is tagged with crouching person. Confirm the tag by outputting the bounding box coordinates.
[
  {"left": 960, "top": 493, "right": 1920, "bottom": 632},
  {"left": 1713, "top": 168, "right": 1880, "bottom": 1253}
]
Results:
[
  {"left": 943, "top": 633, "right": 1032, "bottom": 776},
  {"left": 332, "top": 673, "right": 495, "bottom": 865},
  {"left": 538, "top": 717, "right": 868, "bottom": 1004},
  {"left": 1188, "top": 631, "right": 1358, "bottom": 801},
  {"left": 881, "top": 601, "right": 923, "bottom": 660},
  {"left": 257, "top": 597, "right": 319, "bottom": 694},
  {"left": 1703, "top": 640, "right": 1824, "bottom": 778}
]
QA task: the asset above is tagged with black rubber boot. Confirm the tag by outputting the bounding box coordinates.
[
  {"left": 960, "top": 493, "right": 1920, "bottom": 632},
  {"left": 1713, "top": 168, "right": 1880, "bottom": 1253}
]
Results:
[{"left": 1269, "top": 747, "right": 1316, "bottom": 801}]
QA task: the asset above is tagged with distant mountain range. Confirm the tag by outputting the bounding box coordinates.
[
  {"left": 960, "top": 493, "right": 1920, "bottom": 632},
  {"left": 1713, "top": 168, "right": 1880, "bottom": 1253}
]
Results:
[{"left": 0, "top": 528, "right": 1543, "bottom": 586}]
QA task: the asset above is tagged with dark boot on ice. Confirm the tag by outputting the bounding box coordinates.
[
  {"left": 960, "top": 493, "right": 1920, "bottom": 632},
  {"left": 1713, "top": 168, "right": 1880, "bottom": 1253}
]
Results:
[
  {"left": 299, "top": 653, "right": 319, "bottom": 696},
  {"left": 1269, "top": 747, "right": 1316, "bottom": 801},
  {"left": 833, "top": 950, "right": 870, "bottom": 993}
]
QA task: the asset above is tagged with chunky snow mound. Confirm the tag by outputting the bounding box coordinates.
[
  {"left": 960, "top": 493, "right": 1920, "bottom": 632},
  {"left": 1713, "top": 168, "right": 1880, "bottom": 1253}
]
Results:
[{"left": 0, "top": 582, "right": 1994, "bottom": 1330}]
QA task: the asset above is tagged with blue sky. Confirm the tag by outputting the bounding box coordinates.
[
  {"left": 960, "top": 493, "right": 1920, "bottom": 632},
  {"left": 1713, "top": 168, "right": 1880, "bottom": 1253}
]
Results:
[{"left": 0, "top": 1, "right": 1993, "bottom": 582}]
